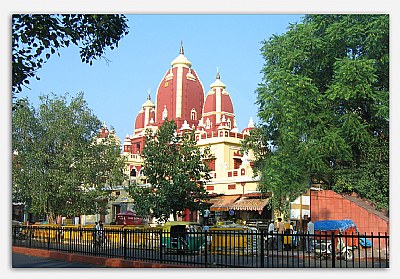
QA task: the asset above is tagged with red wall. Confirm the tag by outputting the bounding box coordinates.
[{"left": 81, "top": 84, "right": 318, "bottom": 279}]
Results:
[{"left": 311, "top": 190, "right": 389, "bottom": 245}]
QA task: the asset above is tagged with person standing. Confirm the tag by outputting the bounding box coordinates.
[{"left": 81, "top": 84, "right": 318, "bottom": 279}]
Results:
[
  {"left": 98, "top": 222, "right": 104, "bottom": 247},
  {"left": 92, "top": 222, "right": 99, "bottom": 247},
  {"left": 306, "top": 217, "right": 314, "bottom": 253},
  {"left": 290, "top": 221, "right": 298, "bottom": 248},
  {"left": 265, "top": 219, "right": 276, "bottom": 249},
  {"left": 268, "top": 219, "right": 275, "bottom": 234},
  {"left": 203, "top": 209, "right": 210, "bottom": 225},
  {"left": 276, "top": 218, "right": 285, "bottom": 250},
  {"left": 203, "top": 223, "right": 212, "bottom": 250}
]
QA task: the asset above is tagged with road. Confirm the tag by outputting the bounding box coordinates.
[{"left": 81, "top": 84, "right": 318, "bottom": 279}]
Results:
[{"left": 12, "top": 253, "right": 107, "bottom": 268}]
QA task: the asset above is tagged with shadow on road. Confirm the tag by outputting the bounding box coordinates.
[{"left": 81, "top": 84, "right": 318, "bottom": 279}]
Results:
[{"left": 12, "top": 253, "right": 107, "bottom": 268}]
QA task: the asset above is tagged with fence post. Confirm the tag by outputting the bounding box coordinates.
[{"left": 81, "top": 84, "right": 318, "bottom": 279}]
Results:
[
  {"left": 47, "top": 227, "right": 51, "bottom": 250},
  {"left": 371, "top": 232, "right": 375, "bottom": 267},
  {"left": 123, "top": 229, "right": 127, "bottom": 260},
  {"left": 204, "top": 230, "right": 208, "bottom": 268},
  {"left": 260, "top": 230, "right": 265, "bottom": 268},
  {"left": 29, "top": 227, "right": 32, "bottom": 248},
  {"left": 331, "top": 232, "right": 335, "bottom": 268},
  {"left": 159, "top": 230, "right": 163, "bottom": 263},
  {"left": 69, "top": 227, "right": 72, "bottom": 253}
]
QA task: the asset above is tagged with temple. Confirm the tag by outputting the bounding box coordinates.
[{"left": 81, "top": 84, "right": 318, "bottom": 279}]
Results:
[{"left": 110, "top": 44, "right": 273, "bottom": 224}]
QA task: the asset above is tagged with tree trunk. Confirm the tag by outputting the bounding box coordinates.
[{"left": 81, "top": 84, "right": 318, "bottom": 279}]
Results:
[{"left": 47, "top": 212, "right": 56, "bottom": 224}]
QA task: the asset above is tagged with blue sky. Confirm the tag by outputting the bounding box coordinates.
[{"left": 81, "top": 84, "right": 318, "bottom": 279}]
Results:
[{"left": 17, "top": 14, "right": 304, "bottom": 143}]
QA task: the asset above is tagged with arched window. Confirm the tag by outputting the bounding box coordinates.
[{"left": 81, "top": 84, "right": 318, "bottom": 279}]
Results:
[
  {"left": 191, "top": 108, "right": 197, "bottom": 120},
  {"left": 130, "top": 168, "right": 137, "bottom": 177},
  {"left": 206, "top": 118, "right": 211, "bottom": 129}
]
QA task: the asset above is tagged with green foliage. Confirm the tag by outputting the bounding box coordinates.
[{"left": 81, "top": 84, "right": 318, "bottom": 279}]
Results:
[
  {"left": 245, "top": 14, "right": 389, "bottom": 215},
  {"left": 12, "top": 14, "right": 129, "bottom": 98},
  {"left": 128, "top": 120, "right": 211, "bottom": 222},
  {"left": 12, "top": 93, "right": 127, "bottom": 221},
  {"left": 127, "top": 185, "right": 157, "bottom": 220},
  {"left": 333, "top": 138, "right": 389, "bottom": 212}
]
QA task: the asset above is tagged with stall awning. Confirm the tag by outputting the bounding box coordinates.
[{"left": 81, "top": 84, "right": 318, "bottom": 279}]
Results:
[
  {"left": 228, "top": 197, "right": 270, "bottom": 211},
  {"left": 209, "top": 195, "right": 241, "bottom": 211}
]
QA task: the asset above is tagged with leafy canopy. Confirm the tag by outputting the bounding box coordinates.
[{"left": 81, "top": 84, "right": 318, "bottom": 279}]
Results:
[
  {"left": 243, "top": 14, "right": 389, "bottom": 215},
  {"left": 12, "top": 14, "right": 129, "bottom": 98},
  {"left": 12, "top": 93, "right": 127, "bottom": 222},
  {"left": 128, "top": 120, "right": 212, "bottom": 222}
]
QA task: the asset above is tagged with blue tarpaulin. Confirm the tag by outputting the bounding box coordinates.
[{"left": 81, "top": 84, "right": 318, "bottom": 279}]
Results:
[
  {"left": 359, "top": 237, "right": 372, "bottom": 247},
  {"left": 314, "top": 219, "right": 358, "bottom": 233}
]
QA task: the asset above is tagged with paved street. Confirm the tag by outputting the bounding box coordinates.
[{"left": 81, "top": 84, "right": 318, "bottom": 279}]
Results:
[{"left": 12, "top": 253, "right": 107, "bottom": 268}]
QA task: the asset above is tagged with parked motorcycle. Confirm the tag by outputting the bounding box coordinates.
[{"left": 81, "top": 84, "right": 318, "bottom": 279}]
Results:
[{"left": 314, "top": 236, "right": 354, "bottom": 260}]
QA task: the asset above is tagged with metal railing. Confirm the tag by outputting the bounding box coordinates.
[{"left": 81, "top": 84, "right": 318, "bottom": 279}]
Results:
[{"left": 12, "top": 225, "right": 389, "bottom": 268}]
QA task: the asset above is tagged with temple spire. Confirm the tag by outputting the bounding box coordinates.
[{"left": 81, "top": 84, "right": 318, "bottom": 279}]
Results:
[
  {"left": 216, "top": 67, "right": 220, "bottom": 79},
  {"left": 179, "top": 41, "right": 184, "bottom": 54},
  {"left": 147, "top": 89, "right": 151, "bottom": 100}
]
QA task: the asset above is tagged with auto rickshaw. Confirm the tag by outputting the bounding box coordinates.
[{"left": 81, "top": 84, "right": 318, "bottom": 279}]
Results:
[{"left": 161, "top": 221, "right": 205, "bottom": 253}]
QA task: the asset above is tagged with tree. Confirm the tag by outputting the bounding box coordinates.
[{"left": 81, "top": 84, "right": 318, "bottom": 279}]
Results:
[
  {"left": 12, "top": 14, "right": 129, "bottom": 99},
  {"left": 128, "top": 120, "right": 212, "bottom": 222},
  {"left": 243, "top": 15, "right": 389, "bottom": 215},
  {"left": 12, "top": 93, "right": 127, "bottom": 222}
]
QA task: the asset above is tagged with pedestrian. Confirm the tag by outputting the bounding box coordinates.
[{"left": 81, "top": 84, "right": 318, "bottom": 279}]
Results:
[
  {"left": 276, "top": 218, "right": 285, "bottom": 250},
  {"left": 203, "top": 209, "right": 210, "bottom": 225},
  {"left": 268, "top": 219, "right": 275, "bottom": 234},
  {"left": 265, "top": 219, "right": 276, "bottom": 249},
  {"left": 306, "top": 217, "right": 314, "bottom": 253},
  {"left": 57, "top": 223, "right": 64, "bottom": 243},
  {"left": 92, "top": 222, "right": 99, "bottom": 247},
  {"left": 93, "top": 221, "right": 98, "bottom": 231},
  {"left": 78, "top": 224, "right": 83, "bottom": 240},
  {"left": 98, "top": 222, "right": 104, "bottom": 247},
  {"left": 290, "top": 221, "right": 297, "bottom": 248},
  {"left": 203, "top": 223, "right": 212, "bottom": 250}
]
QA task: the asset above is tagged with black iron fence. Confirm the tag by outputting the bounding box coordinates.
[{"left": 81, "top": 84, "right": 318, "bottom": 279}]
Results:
[{"left": 12, "top": 225, "right": 389, "bottom": 268}]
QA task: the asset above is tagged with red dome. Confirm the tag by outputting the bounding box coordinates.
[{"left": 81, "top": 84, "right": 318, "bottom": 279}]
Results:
[
  {"left": 203, "top": 91, "right": 216, "bottom": 113},
  {"left": 134, "top": 110, "right": 144, "bottom": 130},
  {"left": 134, "top": 94, "right": 155, "bottom": 132},
  {"left": 221, "top": 92, "right": 234, "bottom": 114},
  {"left": 201, "top": 72, "right": 236, "bottom": 134},
  {"left": 155, "top": 47, "right": 205, "bottom": 129},
  {"left": 203, "top": 72, "right": 235, "bottom": 115}
]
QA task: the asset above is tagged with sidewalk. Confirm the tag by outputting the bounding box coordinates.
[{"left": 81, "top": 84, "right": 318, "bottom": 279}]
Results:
[{"left": 12, "top": 246, "right": 190, "bottom": 268}]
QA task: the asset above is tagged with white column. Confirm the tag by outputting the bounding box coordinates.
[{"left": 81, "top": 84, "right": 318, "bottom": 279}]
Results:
[
  {"left": 216, "top": 87, "right": 222, "bottom": 124},
  {"left": 176, "top": 66, "right": 183, "bottom": 118},
  {"left": 144, "top": 107, "right": 149, "bottom": 127}
]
